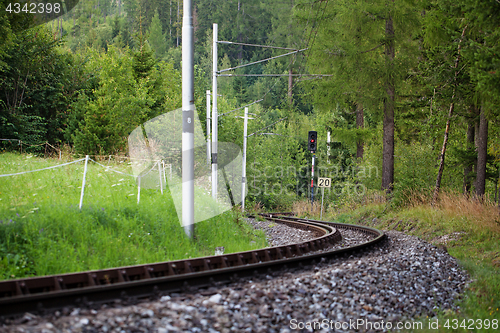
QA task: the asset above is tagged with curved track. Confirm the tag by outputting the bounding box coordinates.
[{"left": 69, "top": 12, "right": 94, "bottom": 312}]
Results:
[{"left": 0, "top": 213, "right": 384, "bottom": 319}]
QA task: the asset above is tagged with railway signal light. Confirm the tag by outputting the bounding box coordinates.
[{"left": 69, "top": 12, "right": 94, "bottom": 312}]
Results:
[{"left": 308, "top": 131, "right": 317, "bottom": 152}]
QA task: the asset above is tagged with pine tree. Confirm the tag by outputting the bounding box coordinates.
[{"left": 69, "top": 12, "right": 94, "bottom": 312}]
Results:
[
  {"left": 296, "top": 0, "right": 422, "bottom": 194},
  {"left": 423, "top": 0, "right": 500, "bottom": 198},
  {"left": 132, "top": 37, "right": 156, "bottom": 80},
  {"left": 459, "top": 0, "right": 500, "bottom": 197},
  {"left": 112, "top": 15, "right": 121, "bottom": 40},
  {"left": 118, "top": 17, "right": 134, "bottom": 49},
  {"left": 148, "top": 9, "right": 168, "bottom": 59}
]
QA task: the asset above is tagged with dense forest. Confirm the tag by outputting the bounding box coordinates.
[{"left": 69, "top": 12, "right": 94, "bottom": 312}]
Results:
[{"left": 0, "top": 0, "right": 499, "bottom": 208}]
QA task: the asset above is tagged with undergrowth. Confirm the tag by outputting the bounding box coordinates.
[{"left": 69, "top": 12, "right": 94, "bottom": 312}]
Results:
[
  {"left": 0, "top": 153, "right": 267, "bottom": 280},
  {"left": 302, "top": 189, "right": 500, "bottom": 332}
]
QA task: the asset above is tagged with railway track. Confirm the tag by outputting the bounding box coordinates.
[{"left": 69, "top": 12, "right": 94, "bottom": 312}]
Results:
[{"left": 0, "top": 213, "right": 385, "bottom": 320}]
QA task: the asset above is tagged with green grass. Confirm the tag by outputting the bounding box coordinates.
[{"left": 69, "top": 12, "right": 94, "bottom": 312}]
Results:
[
  {"left": 312, "top": 197, "right": 500, "bottom": 332},
  {"left": 0, "top": 153, "right": 267, "bottom": 280}
]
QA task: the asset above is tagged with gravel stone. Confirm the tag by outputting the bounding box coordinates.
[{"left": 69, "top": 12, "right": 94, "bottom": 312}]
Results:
[
  {"left": 247, "top": 218, "right": 318, "bottom": 246},
  {"left": 0, "top": 221, "right": 469, "bottom": 333}
]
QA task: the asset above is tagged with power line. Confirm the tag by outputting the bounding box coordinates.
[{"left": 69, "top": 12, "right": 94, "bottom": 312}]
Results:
[
  {"left": 218, "top": 49, "right": 307, "bottom": 74},
  {"left": 214, "top": 1, "right": 333, "bottom": 119},
  {"left": 220, "top": 99, "right": 264, "bottom": 117},
  {"left": 287, "top": 0, "right": 332, "bottom": 105},
  {"left": 248, "top": 117, "right": 288, "bottom": 137},
  {"left": 218, "top": 74, "right": 332, "bottom": 77},
  {"left": 218, "top": 41, "right": 299, "bottom": 51}
]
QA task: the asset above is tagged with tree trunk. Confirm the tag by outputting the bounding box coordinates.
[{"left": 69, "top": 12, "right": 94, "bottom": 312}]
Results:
[
  {"left": 463, "top": 114, "right": 475, "bottom": 195},
  {"left": 476, "top": 106, "right": 488, "bottom": 197},
  {"left": 432, "top": 25, "right": 467, "bottom": 203},
  {"left": 474, "top": 120, "right": 480, "bottom": 148},
  {"left": 495, "top": 170, "right": 498, "bottom": 203},
  {"left": 356, "top": 102, "right": 364, "bottom": 160},
  {"left": 176, "top": 0, "right": 180, "bottom": 47},
  {"left": 433, "top": 101, "right": 454, "bottom": 203},
  {"left": 237, "top": 1, "right": 244, "bottom": 61},
  {"left": 497, "top": 168, "right": 500, "bottom": 218},
  {"left": 381, "top": 13, "right": 395, "bottom": 194}
]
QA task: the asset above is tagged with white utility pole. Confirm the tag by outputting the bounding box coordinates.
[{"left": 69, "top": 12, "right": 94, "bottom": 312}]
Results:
[
  {"left": 212, "top": 23, "right": 218, "bottom": 201},
  {"left": 327, "top": 131, "right": 331, "bottom": 164},
  {"left": 241, "top": 107, "right": 248, "bottom": 212},
  {"left": 79, "top": 155, "right": 89, "bottom": 210},
  {"left": 182, "top": 0, "right": 194, "bottom": 237},
  {"left": 206, "top": 90, "right": 211, "bottom": 166}
]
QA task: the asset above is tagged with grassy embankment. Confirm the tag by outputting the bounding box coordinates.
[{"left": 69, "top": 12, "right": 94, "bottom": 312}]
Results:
[
  {"left": 0, "top": 152, "right": 267, "bottom": 280},
  {"left": 294, "top": 193, "right": 500, "bottom": 332}
]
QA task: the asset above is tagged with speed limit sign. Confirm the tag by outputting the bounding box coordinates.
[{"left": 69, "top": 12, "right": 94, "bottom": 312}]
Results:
[{"left": 318, "top": 177, "right": 331, "bottom": 188}]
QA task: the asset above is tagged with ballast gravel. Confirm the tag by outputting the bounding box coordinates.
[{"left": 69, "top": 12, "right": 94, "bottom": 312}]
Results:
[
  {"left": 0, "top": 222, "right": 470, "bottom": 333},
  {"left": 247, "top": 218, "right": 319, "bottom": 247}
]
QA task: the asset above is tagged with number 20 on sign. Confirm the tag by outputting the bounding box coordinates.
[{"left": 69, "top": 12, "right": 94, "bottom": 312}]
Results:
[{"left": 318, "top": 177, "right": 331, "bottom": 188}]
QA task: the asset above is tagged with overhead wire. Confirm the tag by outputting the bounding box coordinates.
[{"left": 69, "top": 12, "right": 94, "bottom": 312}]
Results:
[
  {"left": 290, "top": 0, "right": 331, "bottom": 96},
  {"left": 217, "top": 0, "right": 332, "bottom": 128},
  {"left": 218, "top": 0, "right": 314, "bottom": 95},
  {"left": 253, "top": 0, "right": 331, "bottom": 114}
]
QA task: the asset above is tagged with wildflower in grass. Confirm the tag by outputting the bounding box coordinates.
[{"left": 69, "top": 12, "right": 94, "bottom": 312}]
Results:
[
  {"left": 16, "top": 213, "right": 19, "bottom": 217},
  {"left": 101, "top": 208, "right": 105, "bottom": 211}
]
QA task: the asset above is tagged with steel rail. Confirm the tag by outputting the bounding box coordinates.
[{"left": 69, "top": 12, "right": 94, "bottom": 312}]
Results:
[{"left": 0, "top": 214, "right": 384, "bottom": 320}]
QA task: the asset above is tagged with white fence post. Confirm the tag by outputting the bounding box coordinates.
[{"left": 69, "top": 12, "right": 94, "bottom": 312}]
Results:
[
  {"left": 158, "top": 160, "right": 163, "bottom": 194},
  {"left": 162, "top": 161, "right": 167, "bottom": 190},
  {"left": 137, "top": 175, "right": 141, "bottom": 204},
  {"left": 79, "top": 155, "right": 89, "bottom": 210}
]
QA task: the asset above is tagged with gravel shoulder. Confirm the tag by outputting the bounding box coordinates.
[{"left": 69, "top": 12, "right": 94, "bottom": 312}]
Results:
[{"left": 0, "top": 220, "right": 470, "bottom": 333}]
